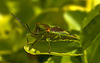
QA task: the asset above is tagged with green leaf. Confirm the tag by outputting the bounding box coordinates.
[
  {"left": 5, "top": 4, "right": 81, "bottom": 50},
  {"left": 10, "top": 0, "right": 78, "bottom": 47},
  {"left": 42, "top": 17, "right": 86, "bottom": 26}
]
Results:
[
  {"left": 82, "top": 4, "right": 100, "bottom": 49},
  {"left": 45, "top": 56, "right": 62, "bottom": 63},
  {"left": 34, "top": 10, "right": 69, "bottom": 31},
  {"left": 24, "top": 40, "right": 82, "bottom": 56},
  {"left": 45, "top": 56, "right": 80, "bottom": 63},
  {"left": 61, "top": 56, "right": 73, "bottom": 63},
  {"left": 64, "top": 11, "right": 87, "bottom": 31},
  {"left": 0, "top": 0, "right": 10, "bottom": 14},
  {"left": 87, "top": 33, "right": 100, "bottom": 63}
]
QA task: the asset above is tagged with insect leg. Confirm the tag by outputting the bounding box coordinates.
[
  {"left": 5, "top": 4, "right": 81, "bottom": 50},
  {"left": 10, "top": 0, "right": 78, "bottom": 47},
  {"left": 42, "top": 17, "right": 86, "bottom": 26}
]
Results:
[
  {"left": 32, "top": 40, "right": 38, "bottom": 46},
  {"left": 28, "top": 40, "right": 38, "bottom": 52},
  {"left": 32, "top": 35, "right": 44, "bottom": 46},
  {"left": 31, "top": 40, "right": 38, "bottom": 53},
  {"left": 46, "top": 38, "right": 51, "bottom": 53},
  {"left": 31, "top": 35, "right": 44, "bottom": 53},
  {"left": 26, "top": 34, "right": 31, "bottom": 43},
  {"left": 48, "top": 41, "right": 50, "bottom": 53},
  {"left": 27, "top": 35, "right": 29, "bottom": 43},
  {"left": 25, "top": 24, "right": 34, "bottom": 34}
]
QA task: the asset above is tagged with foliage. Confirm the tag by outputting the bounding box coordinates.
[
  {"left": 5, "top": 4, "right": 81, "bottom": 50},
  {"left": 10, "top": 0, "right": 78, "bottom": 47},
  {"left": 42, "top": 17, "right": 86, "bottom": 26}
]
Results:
[{"left": 0, "top": 0, "right": 100, "bottom": 63}]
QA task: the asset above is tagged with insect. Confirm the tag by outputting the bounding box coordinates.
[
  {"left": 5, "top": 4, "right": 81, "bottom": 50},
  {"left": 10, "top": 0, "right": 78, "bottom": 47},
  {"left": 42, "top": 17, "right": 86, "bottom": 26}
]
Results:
[{"left": 11, "top": 13, "right": 77, "bottom": 53}]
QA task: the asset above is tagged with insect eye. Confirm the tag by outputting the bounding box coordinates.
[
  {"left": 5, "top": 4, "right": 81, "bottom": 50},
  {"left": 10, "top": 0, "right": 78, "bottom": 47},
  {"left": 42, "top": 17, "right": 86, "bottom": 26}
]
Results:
[{"left": 46, "top": 29, "right": 50, "bottom": 31}]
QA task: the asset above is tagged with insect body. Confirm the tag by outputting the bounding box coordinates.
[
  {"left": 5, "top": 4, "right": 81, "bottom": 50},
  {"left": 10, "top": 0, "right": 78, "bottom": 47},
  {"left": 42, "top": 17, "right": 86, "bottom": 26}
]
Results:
[
  {"left": 11, "top": 13, "right": 77, "bottom": 53},
  {"left": 32, "top": 23, "right": 77, "bottom": 41}
]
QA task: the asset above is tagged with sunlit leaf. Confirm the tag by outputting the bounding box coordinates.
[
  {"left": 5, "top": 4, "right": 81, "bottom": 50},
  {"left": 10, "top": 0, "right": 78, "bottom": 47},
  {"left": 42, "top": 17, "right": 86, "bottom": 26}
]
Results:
[
  {"left": 24, "top": 40, "right": 82, "bottom": 56},
  {"left": 82, "top": 4, "right": 100, "bottom": 49},
  {"left": 87, "top": 33, "right": 100, "bottom": 63}
]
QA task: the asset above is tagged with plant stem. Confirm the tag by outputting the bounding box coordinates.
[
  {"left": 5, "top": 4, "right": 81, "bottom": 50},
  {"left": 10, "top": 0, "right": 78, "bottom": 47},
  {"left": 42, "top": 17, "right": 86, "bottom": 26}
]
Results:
[{"left": 82, "top": 50, "right": 88, "bottom": 63}]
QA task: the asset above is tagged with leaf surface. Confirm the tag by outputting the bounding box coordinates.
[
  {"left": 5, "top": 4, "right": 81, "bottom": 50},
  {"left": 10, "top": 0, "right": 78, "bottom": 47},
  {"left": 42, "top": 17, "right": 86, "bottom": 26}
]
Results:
[
  {"left": 82, "top": 4, "right": 100, "bottom": 49},
  {"left": 24, "top": 40, "right": 82, "bottom": 56}
]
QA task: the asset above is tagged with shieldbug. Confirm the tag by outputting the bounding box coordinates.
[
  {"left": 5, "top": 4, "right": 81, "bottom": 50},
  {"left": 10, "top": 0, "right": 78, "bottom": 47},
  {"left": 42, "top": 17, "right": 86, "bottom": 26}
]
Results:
[{"left": 11, "top": 13, "right": 77, "bottom": 53}]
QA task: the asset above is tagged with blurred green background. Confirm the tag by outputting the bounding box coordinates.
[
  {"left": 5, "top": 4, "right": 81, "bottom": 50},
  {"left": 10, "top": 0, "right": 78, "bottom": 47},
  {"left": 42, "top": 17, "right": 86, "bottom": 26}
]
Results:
[{"left": 0, "top": 0, "right": 100, "bottom": 63}]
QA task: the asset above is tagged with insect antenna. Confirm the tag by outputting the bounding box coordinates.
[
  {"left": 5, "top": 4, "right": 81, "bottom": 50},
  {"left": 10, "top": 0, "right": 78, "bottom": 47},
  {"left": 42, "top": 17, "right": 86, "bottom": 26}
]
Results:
[
  {"left": 11, "top": 13, "right": 34, "bottom": 34},
  {"left": 25, "top": 24, "right": 34, "bottom": 34}
]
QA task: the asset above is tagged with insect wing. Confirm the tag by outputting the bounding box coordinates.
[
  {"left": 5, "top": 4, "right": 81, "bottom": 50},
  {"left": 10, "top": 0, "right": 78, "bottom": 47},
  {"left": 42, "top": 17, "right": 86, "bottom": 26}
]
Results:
[
  {"left": 49, "top": 27, "right": 77, "bottom": 40},
  {"left": 50, "top": 27, "right": 64, "bottom": 31}
]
